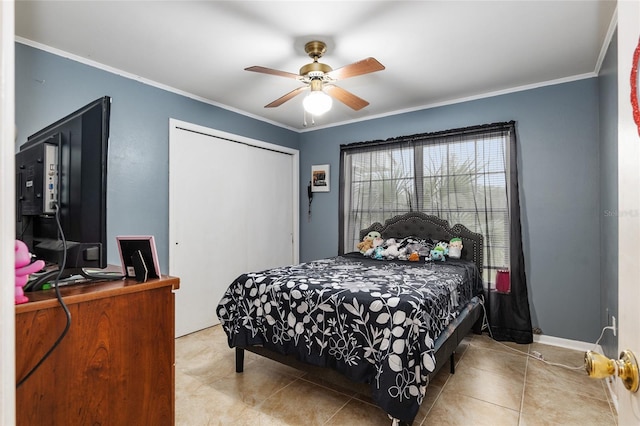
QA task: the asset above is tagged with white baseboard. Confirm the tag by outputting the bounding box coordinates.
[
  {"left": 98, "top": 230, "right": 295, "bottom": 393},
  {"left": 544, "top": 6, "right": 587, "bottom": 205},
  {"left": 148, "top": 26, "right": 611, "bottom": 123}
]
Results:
[{"left": 533, "top": 334, "right": 601, "bottom": 353}]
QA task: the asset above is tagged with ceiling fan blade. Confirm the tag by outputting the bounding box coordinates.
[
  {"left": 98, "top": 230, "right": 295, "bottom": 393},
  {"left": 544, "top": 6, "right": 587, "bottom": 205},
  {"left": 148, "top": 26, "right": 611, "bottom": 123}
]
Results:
[
  {"left": 245, "top": 66, "right": 300, "bottom": 79},
  {"left": 264, "top": 86, "right": 308, "bottom": 108},
  {"left": 324, "top": 85, "right": 369, "bottom": 111},
  {"left": 327, "top": 57, "right": 385, "bottom": 80}
]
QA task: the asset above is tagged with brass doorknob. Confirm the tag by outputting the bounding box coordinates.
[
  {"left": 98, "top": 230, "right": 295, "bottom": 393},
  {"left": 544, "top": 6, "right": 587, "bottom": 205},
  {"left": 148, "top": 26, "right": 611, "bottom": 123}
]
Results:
[{"left": 585, "top": 349, "right": 639, "bottom": 392}]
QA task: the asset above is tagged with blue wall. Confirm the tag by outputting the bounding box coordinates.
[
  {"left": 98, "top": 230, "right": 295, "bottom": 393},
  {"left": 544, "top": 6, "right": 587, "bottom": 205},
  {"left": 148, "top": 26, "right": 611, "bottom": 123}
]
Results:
[
  {"left": 15, "top": 43, "right": 299, "bottom": 273},
  {"left": 598, "top": 30, "right": 618, "bottom": 358},
  {"left": 299, "top": 79, "right": 602, "bottom": 343},
  {"left": 17, "top": 42, "right": 605, "bottom": 343}
]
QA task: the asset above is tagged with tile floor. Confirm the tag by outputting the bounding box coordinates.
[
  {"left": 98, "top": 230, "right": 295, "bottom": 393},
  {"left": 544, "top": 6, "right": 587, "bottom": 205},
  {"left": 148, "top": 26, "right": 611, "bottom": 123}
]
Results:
[{"left": 175, "top": 325, "right": 617, "bottom": 425}]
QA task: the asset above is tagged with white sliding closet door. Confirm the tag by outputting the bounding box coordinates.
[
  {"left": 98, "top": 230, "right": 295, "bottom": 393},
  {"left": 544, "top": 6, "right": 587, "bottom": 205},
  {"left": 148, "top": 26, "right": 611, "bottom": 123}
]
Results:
[
  {"left": 245, "top": 147, "right": 294, "bottom": 272},
  {"left": 169, "top": 120, "right": 298, "bottom": 337}
]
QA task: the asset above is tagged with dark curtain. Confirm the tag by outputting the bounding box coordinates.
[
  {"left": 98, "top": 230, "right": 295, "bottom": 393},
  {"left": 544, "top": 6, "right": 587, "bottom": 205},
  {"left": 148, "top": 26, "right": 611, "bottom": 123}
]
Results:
[
  {"left": 339, "top": 121, "right": 533, "bottom": 344},
  {"left": 489, "top": 127, "right": 533, "bottom": 343}
]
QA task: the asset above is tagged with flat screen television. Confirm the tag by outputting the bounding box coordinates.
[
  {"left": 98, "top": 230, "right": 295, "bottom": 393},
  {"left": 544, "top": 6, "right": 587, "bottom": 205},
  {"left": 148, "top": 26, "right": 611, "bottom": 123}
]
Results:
[{"left": 16, "top": 96, "right": 111, "bottom": 280}]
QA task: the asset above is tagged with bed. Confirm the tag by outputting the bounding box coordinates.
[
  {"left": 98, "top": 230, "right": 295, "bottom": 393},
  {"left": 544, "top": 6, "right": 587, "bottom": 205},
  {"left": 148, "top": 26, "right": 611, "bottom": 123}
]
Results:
[{"left": 216, "top": 212, "right": 485, "bottom": 424}]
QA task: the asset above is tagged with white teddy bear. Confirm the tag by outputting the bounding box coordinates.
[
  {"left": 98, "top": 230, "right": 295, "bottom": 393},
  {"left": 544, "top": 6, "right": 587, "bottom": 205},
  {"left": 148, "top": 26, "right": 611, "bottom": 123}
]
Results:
[{"left": 381, "top": 238, "right": 407, "bottom": 260}]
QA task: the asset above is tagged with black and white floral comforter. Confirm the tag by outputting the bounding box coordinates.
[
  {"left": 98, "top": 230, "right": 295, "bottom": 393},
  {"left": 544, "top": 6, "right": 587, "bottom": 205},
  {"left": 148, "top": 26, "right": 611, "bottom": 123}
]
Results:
[{"left": 216, "top": 253, "right": 482, "bottom": 423}]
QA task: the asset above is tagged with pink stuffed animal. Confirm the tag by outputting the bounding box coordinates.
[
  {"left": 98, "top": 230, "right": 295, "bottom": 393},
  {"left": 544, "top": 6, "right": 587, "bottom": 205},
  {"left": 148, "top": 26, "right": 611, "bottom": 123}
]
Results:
[{"left": 15, "top": 240, "right": 45, "bottom": 304}]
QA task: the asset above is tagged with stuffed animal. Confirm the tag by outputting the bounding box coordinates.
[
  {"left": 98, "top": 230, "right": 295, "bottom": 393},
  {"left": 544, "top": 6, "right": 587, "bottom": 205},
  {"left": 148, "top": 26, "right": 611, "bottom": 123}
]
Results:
[
  {"left": 357, "top": 231, "right": 382, "bottom": 254},
  {"left": 399, "top": 237, "right": 433, "bottom": 258},
  {"left": 372, "top": 245, "right": 385, "bottom": 260},
  {"left": 436, "top": 241, "right": 449, "bottom": 254},
  {"left": 408, "top": 252, "right": 420, "bottom": 262},
  {"left": 429, "top": 247, "right": 446, "bottom": 261},
  {"left": 15, "top": 240, "right": 45, "bottom": 304},
  {"left": 357, "top": 238, "right": 374, "bottom": 254},
  {"left": 365, "top": 235, "right": 385, "bottom": 257},
  {"left": 448, "top": 237, "right": 463, "bottom": 259},
  {"left": 429, "top": 242, "right": 449, "bottom": 262},
  {"left": 381, "top": 238, "right": 406, "bottom": 260}
]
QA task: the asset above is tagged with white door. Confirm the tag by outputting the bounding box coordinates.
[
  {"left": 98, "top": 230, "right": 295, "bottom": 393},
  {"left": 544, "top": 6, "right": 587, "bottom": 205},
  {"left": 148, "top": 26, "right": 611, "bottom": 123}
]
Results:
[
  {"left": 169, "top": 120, "right": 298, "bottom": 337},
  {"left": 245, "top": 146, "right": 295, "bottom": 272},
  {"left": 617, "top": 2, "right": 640, "bottom": 424}
]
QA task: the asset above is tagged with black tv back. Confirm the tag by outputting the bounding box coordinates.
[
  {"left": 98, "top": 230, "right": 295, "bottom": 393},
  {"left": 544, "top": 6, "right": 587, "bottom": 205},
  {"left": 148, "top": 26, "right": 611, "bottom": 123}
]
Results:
[{"left": 16, "top": 96, "right": 111, "bottom": 275}]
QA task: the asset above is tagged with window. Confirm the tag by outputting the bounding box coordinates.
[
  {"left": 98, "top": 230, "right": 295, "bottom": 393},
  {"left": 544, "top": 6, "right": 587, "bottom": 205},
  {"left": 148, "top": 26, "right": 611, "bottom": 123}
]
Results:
[{"left": 340, "top": 123, "right": 513, "bottom": 288}]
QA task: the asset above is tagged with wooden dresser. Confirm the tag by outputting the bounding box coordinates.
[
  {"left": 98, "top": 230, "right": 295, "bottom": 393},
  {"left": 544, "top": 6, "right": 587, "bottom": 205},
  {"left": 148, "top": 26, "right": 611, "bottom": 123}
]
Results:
[{"left": 15, "top": 275, "right": 180, "bottom": 426}]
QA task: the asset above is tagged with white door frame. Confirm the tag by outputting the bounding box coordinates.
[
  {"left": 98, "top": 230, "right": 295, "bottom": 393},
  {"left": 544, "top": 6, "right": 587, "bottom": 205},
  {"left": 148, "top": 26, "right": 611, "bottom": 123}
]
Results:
[{"left": 0, "top": 0, "right": 16, "bottom": 424}]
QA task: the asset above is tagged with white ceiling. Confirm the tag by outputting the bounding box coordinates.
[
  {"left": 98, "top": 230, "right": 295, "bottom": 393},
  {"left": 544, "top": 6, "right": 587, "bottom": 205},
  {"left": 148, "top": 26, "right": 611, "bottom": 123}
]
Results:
[{"left": 15, "top": 1, "right": 616, "bottom": 132}]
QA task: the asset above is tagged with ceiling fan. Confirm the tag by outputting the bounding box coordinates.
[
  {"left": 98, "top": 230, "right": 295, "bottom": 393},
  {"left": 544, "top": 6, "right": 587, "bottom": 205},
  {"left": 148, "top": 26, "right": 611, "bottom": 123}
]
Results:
[{"left": 245, "top": 40, "right": 385, "bottom": 115}]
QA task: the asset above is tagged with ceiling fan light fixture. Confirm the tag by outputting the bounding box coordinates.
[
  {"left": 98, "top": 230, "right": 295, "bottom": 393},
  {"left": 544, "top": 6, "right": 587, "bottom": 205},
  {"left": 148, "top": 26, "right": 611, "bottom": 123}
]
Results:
[
  {"left": 303, "top": 90, "right": 332, "bottom": 116},
  {"left": 245, "top": 39, "right": 384, "bottom": 113}
]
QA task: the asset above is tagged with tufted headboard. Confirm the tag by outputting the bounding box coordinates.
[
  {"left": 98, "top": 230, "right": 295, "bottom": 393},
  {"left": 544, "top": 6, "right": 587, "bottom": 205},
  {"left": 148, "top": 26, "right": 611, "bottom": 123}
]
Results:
[{"left": 358, "top": 212, "right": 484, "bottom": 275}]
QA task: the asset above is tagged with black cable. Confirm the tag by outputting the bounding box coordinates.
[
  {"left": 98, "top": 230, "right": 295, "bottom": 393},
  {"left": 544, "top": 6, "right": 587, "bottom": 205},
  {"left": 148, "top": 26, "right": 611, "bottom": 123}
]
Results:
[
  {"left": 23, "top": 269, "right": 64, "bottom": 292},
  {"left": 307, "top": 181, "right": 313, "bottom": 222},
  {"left": 16, "top": 204, "right": 72, "bottom": 389}
]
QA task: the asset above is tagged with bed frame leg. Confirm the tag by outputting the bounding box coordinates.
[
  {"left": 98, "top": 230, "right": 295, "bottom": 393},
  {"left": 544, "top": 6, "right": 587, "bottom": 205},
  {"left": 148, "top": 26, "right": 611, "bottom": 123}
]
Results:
[
  {"left": 450, "top": 352, "right": 456, "bottom": 374},
  {"left": 472, "top": 315, "right": 483, "bottom": 335},
  {"left": 236, "top": 347, "right": 245, "bottom": 373}
]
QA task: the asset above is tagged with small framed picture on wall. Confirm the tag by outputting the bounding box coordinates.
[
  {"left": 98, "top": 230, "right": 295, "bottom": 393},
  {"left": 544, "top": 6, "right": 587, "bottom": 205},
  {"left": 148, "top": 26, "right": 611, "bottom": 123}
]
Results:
[{"left": 311, "top": 164, "right": 330, "bottom": 192}]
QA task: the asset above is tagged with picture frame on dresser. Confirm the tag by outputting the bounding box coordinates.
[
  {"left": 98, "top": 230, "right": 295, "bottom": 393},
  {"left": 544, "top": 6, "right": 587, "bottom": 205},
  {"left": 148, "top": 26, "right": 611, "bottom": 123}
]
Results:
[{"left": 116, "top": 235, "right": 161, "bottom": 281}]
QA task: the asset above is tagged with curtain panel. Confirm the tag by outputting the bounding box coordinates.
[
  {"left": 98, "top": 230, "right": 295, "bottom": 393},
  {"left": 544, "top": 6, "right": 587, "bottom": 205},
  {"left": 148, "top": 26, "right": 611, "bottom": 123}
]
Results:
[{"left": 339, "top": 122, "right": 533, "bottom": 343}]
